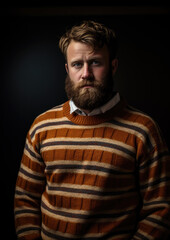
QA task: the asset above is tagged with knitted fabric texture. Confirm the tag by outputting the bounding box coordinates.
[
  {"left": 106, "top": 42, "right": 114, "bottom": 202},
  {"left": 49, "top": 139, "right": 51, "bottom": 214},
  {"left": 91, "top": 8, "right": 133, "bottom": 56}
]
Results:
[{"left": 14, "top": 98, "right": 170, "bottom": 239}]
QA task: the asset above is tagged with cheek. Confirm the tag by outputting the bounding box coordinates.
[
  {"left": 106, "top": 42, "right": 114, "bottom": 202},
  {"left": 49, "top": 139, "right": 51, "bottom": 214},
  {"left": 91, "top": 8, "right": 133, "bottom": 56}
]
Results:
[
  {"left": 93, "top": 67, "right": 108, "bottom": 81},
  {"left": 69, "top": 70, "right": 81, "bottom": 83}
]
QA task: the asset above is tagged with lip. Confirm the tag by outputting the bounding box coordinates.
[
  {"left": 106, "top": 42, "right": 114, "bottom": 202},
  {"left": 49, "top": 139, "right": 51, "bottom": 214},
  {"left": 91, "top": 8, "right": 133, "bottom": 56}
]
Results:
[{"left": 82, "top": 85, "right": 94, "bottom": 88}]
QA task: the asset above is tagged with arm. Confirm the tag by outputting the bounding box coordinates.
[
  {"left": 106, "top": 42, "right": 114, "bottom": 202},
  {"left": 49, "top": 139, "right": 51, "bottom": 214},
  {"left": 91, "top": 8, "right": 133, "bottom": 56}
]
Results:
[
  {"left": 14, "top": 130, "right": 45, "bottom": 240},
  {"left": 132, "top": 122, "right": 170, "bottom": 239}
]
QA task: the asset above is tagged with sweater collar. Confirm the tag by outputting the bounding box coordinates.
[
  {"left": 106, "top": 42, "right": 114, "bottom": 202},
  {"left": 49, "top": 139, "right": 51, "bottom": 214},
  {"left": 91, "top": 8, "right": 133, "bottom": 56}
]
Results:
[{"left": 63, "top": 93, "right": 126, "bottom": 126}]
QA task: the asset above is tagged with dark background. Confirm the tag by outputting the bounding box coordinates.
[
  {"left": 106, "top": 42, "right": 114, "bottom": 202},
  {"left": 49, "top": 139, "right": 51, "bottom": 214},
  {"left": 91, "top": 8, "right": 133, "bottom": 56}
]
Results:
[{"left": 1, "top": 1, "right": 170, "bottom": 238}]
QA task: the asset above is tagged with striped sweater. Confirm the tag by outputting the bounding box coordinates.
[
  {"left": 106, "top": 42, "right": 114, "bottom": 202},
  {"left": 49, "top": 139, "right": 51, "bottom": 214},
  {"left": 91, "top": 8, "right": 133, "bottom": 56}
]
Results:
[{"left": 14, "top": 97, "right": 170, "bottom": 240}]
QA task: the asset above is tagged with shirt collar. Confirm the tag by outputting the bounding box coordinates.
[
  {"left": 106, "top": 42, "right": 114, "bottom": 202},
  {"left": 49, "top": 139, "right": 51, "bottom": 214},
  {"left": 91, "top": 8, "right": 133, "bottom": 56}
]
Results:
[{"left": 69, "top": 92, "right": 120, "bottom": 116}]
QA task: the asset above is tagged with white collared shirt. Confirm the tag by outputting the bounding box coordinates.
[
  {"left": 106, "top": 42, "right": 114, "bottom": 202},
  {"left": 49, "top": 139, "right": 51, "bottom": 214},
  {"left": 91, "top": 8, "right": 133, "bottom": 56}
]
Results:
[{"left": 69, "top": 92, "right": 120, "bottom": 116}]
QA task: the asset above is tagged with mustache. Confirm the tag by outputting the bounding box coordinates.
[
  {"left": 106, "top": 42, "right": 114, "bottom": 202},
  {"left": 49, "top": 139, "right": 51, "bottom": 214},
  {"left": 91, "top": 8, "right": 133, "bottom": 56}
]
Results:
[{"left": 77, "top": 80, "right": 101, "bottom": 88}]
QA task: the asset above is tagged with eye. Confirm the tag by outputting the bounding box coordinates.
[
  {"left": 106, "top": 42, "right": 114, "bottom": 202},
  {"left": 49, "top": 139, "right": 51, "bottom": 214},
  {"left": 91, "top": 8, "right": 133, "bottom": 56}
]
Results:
[
  {"left": 72, "top": 62, "right": 82, "bottom": 69},
  {"left": 91, "top": 60, "right": 101, "bottom": 66}
]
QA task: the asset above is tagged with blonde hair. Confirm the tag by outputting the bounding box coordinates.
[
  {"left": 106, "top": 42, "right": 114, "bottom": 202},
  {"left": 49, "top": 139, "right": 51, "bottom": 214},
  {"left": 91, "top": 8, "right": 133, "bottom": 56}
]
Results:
[{"left": 59, "top": 20, "right": 117, "bottom": 61}]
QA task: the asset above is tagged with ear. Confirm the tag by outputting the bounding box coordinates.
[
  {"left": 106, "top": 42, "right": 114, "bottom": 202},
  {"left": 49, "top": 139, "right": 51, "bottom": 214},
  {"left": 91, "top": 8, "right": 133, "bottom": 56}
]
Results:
[
  {"left": 111, "top": 58, "right": 118, "bottom": 76},
  {"left": 65, "top": 63, "right": 69, "bottom": 74}
]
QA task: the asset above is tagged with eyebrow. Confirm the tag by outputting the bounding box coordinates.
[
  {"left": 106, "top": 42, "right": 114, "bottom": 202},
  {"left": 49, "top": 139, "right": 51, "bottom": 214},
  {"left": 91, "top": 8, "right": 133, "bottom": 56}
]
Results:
[{"left": 70, "top": 56, "right": 103, "bottom": 64}]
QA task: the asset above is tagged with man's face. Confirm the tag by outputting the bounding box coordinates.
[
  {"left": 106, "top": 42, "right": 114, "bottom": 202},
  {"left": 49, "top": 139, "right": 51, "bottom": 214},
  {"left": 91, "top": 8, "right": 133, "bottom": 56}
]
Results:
[{"left": 65, "top": 40, "right": 118, "bottom": 111}]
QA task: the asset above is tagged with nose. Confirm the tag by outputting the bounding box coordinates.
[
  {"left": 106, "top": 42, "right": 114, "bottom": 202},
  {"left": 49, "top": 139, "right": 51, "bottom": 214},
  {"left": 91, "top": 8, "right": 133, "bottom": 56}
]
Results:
[{"left": 82, "top": 63, "right": 93, "bottom": 80}]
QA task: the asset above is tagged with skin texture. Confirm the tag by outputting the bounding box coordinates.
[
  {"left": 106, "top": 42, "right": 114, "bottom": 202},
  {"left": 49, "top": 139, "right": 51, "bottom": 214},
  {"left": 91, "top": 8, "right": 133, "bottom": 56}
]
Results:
[{"left": 65, "top": 41, "right": 118, "bottom": 114}]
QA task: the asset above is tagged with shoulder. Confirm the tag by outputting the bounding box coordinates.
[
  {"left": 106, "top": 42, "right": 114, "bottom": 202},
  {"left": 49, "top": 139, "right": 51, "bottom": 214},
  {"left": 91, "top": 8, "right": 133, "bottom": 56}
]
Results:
[
  {"left": 118, "top": 105, "right": 164, "bottom": 150},
  {"left": 28, "top": 103, "right": 67, "bottom": 141},
  {"left": 34, "top": 103, "right": 64, "bottom": 123},
  {"left": 123, "top": 105, "right": 157, "bottom": 127}
]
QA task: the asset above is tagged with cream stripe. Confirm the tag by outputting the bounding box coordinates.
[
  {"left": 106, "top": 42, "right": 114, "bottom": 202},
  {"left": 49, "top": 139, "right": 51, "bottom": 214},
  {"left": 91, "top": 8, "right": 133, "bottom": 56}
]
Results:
[
  {"left": 141, "top": 172, "right": 170, "bottom": 187},
  {"left": 41, "top": 203, "right": 83, "bottom": 223},
  {"left": 35, "top": 105, "right": 63, "bottom": 119},
  {"left": 42, "top": 137, "right": 135, "bottom": 152},
  {"left": 150, "top": 213, "right": 170, "bottom": 226},
  {"left": 15, "top": 186, "right": 42, "bottom": 198},
  {"left": 47, "top": 181, "right": 133, "bottom": 193},
  {"left": 40, "top": 137, "right": 135, "bottom": 161},
  {"left": 125, "top": 107, "right": 153, "bottom": 121},
  {"left": 29, "top": 118, "right": 148, "bottom": 145},
  {"left": 30, "top": 117, "right": 69, "bottom": 141},
  {"left": 125, "top": 107, "right": 163, "bottom": 143},
  {"left": 140, "top": 181, "right": 169, "bottom": 194},
  {"left": 136, "top": 228, "right": 154, "bottom": 240},
  {"left": 18, "top": 171, "right": 44, "bottom": 185},
  {"left": 41, "top": 197, "right": 131, "bottom": 224},
  {"left": 41, "top": 144, "right": 133, "bottom": 161},
  {"left": 25, "top": 139, "right": 42, "bottom": 159},
  {"left": 14, "top": 206, "right": 39, "bottom": 215},
  {"left": 31, "top": 119, "right": 134, "bottom": 130},
  {"left": 143, "top": 203, "right": 169, "bottom": 211},
  {"left": 16, "top": 224, "right": 40, "bottom": 237},
  {"left": 115, "top": 117, "right": 156, "bottom": 148},
  {"left": 143, "top": 196, "right": 170, "bottom": 211},
  {"left": 144, "top": 196, "right": 170, "bottom": 204},
  {"left": 41, "top": 223, "right": 106, "bottom": 239},
  {"left": 30, "top": 117, "right": 121, "bottom": 136},
  {"left": 46, "top": 159, "right": 133, "bottom": 174},
  {"left": 41, "top": 194, "right": 135, "bottom": 216},
  {"left": 45, "top": 168, "right": 131, "bottom": 179},
  {"left": 139, "top": 152, "right": 159, "bottom": 171},
  {"left": 139, "top": 149, "right": 169, "bottom": 170},
  {"left": 45, "top": 186, "right": 136, "bottom": 200},
  {"left": 42, "top": 222, "right": 132, "bottom": 239},
  {"left": 24, "top": 148, "right": 44, "bottom": 166},
  {"left": 20, "top": 162, "right": 44, "bottom": 177}
]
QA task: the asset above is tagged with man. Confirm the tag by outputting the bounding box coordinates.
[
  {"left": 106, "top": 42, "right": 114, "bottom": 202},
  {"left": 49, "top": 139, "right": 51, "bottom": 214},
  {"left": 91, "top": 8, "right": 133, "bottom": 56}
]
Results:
[{"left": 14, "top": 20, "right": 170, "bottom": 239}]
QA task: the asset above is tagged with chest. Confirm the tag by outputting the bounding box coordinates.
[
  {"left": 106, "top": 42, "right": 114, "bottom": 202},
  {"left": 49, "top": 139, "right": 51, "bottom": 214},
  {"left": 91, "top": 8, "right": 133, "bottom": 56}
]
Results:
[{"left": 39, "top": 126, "right": 137, "bottom": 192}]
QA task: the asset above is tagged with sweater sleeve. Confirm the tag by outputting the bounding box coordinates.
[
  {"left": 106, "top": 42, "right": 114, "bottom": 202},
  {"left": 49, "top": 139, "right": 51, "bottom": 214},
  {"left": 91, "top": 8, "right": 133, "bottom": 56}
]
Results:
[
  {"left": 14, "top": 126, "right": 45, "bottom": 240},
  {"left": 132, "top": 121, "right": 170, "bottom": 239}
]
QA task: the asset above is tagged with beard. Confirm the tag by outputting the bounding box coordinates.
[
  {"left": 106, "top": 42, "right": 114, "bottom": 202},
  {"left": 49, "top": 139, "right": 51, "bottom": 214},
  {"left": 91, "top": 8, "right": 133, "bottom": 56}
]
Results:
[{"left": 65, "top": 68, "right": 114, "bottom": 111}]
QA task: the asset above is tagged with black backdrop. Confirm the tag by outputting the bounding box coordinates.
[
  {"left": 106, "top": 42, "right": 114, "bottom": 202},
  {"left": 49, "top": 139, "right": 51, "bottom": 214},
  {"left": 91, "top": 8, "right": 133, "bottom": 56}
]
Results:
[{"left": 1, "top": 3, "right": 170, "bottom": 238}]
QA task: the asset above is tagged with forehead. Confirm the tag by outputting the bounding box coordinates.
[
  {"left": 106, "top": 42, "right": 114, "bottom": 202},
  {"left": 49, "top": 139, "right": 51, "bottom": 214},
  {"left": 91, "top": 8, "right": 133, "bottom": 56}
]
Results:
[{"left": 66, "top": 40, "right": 109, "bottom": 60}]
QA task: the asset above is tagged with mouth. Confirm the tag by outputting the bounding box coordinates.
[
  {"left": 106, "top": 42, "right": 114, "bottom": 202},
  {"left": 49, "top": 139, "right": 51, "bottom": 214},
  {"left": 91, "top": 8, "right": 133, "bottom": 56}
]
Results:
[
  {"left": 82, "top": 85, "right": 94, "bottom": 89},
  {"left": 80, "top": 84, "right": 94, "bottom": 89}
]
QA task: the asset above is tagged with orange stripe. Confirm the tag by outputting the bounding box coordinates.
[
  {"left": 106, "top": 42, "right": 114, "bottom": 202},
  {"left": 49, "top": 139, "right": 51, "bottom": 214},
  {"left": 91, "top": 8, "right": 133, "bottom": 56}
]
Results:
[
  {"left": 34, "top": 107, "right": 64, "bottom": 123},
  {"left": 22, "top": 154, "right": 44, "bottom": 173},
  {"left": 15, "top": 216, "right": 40, "bottom": 227},
  {"left": 46, "top": 172, "right": 134, "bottom": 189},
  {"left": 43, "top": 191, "right": 139, "bottom": 212},
  {"left": 42, "top": 211, "right": 134, "bottom": 235},
  {"left": 36, "top": 125, "right": 142, "bottom": 149},
  {"left": 16, "top": 176, "right": 44, "bottom": 194},
  {"left": 42, "top": 149, "right": 135, "bottom": 171}
]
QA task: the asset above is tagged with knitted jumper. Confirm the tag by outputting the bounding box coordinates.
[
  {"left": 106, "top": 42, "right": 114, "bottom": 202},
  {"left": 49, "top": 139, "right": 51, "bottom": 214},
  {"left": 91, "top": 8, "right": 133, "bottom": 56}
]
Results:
[{"left": 14, "top": 98, "right": 170, "bottom": 240}]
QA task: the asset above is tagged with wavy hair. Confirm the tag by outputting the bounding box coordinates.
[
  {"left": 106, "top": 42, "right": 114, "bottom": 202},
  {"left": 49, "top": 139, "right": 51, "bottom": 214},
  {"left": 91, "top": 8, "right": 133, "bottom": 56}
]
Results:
[{"left": 59, "top": 20, "right": 117, "bottom": 61}]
